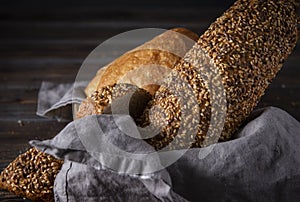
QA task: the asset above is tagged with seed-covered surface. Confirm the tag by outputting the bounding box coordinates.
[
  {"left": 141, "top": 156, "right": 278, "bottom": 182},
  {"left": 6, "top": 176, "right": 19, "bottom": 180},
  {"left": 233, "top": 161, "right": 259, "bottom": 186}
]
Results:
[
  {"left": 0, "top": 148, "right": 63, "bottom": 202},
  {"left": 77, "top": 83, "right": 152, "bottom": 121},
  {"left": 146, "top": 0, "right": 299, "bottom": 150}
]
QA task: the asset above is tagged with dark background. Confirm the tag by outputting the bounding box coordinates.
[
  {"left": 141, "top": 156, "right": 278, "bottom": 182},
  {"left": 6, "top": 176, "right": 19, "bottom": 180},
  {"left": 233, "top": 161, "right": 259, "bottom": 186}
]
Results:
[{"left": 0, "top": 0, "right": 299, "bottom": 200}]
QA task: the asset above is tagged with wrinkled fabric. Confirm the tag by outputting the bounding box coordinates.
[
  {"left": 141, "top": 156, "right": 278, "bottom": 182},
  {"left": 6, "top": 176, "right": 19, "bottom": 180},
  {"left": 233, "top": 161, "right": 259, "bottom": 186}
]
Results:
[
  {"left": 33, "top": 82, "right": 300, "bottom": 202},
  {"left": 167, "top": 107, "right": 300, "bottom": 202},
  {"left": 54, "top": 161, "right": 179, "bottom": 202},
  {"left": 37, "top": 81, "right": 87, "bottom": 122},
  {"left": 31, "top": 114, "right": 187, "bottom": 202}
]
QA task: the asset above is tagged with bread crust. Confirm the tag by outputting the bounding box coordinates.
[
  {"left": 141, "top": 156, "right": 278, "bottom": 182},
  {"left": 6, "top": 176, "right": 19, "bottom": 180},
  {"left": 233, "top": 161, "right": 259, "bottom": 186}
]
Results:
[{"left": 84, "top": 28, "right": 199, "bottom": 97}]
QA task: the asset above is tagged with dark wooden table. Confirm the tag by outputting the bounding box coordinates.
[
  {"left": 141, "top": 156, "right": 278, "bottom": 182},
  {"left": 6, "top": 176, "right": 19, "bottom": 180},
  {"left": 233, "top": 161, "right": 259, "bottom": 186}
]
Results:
[{"left": 0, "top": 0, "right": 299, "bottom": 201}]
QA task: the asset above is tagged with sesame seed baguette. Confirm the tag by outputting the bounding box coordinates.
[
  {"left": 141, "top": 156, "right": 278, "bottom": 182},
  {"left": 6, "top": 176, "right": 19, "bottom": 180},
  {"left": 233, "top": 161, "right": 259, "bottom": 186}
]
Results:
[{"left": 147, "top": 0, "right": 299, "bottom": 150}]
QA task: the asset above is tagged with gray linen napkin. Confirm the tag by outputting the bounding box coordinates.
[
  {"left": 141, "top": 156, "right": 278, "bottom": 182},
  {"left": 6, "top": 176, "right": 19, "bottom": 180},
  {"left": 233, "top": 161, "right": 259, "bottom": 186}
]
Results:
[
  {"left": 33, "top": 82, "right": 300, "bottom": 202},
  {"left": 31, "top": 114, "right": 187, "bottom": 202},
  {"left": 37, "top": 81, "right": 87, "bottom": 122}
]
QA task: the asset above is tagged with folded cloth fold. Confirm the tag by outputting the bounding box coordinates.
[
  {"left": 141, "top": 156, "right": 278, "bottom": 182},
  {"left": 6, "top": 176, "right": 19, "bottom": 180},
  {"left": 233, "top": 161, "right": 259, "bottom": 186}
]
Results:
[
  {"left": 37, "top": 81, "right": 88, "bottom": 122},
  {"left": 34, "top": 82, "right": 300, "bottom": 201},
  {"left": 54, "top": 161, "right": 187, "bottom": 202}
]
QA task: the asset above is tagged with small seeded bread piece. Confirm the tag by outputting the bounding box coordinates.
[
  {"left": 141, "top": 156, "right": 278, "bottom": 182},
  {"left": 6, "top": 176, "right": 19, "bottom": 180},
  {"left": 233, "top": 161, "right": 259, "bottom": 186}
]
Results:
[
  {"left": 0, "top": 148, "right": 63, "bottom": 202},
  {"left": 77, "top": 83, "right": 152, "bottom": 121}
]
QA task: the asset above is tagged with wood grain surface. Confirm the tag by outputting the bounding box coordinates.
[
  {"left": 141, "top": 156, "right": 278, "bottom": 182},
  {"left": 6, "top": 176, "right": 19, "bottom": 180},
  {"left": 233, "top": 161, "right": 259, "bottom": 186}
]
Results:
[{"left": 0, "top": 0, "right": 299, "bottom": 200}]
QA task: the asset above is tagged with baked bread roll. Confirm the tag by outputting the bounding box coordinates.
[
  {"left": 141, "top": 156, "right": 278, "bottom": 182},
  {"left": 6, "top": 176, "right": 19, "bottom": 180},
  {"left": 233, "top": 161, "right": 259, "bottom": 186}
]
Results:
[
  {"left": 77, "top": 28, "right": 199, "bottom": 119},
  {"left": 85, "top": 27, "right": 199, "bottom": 96}
]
